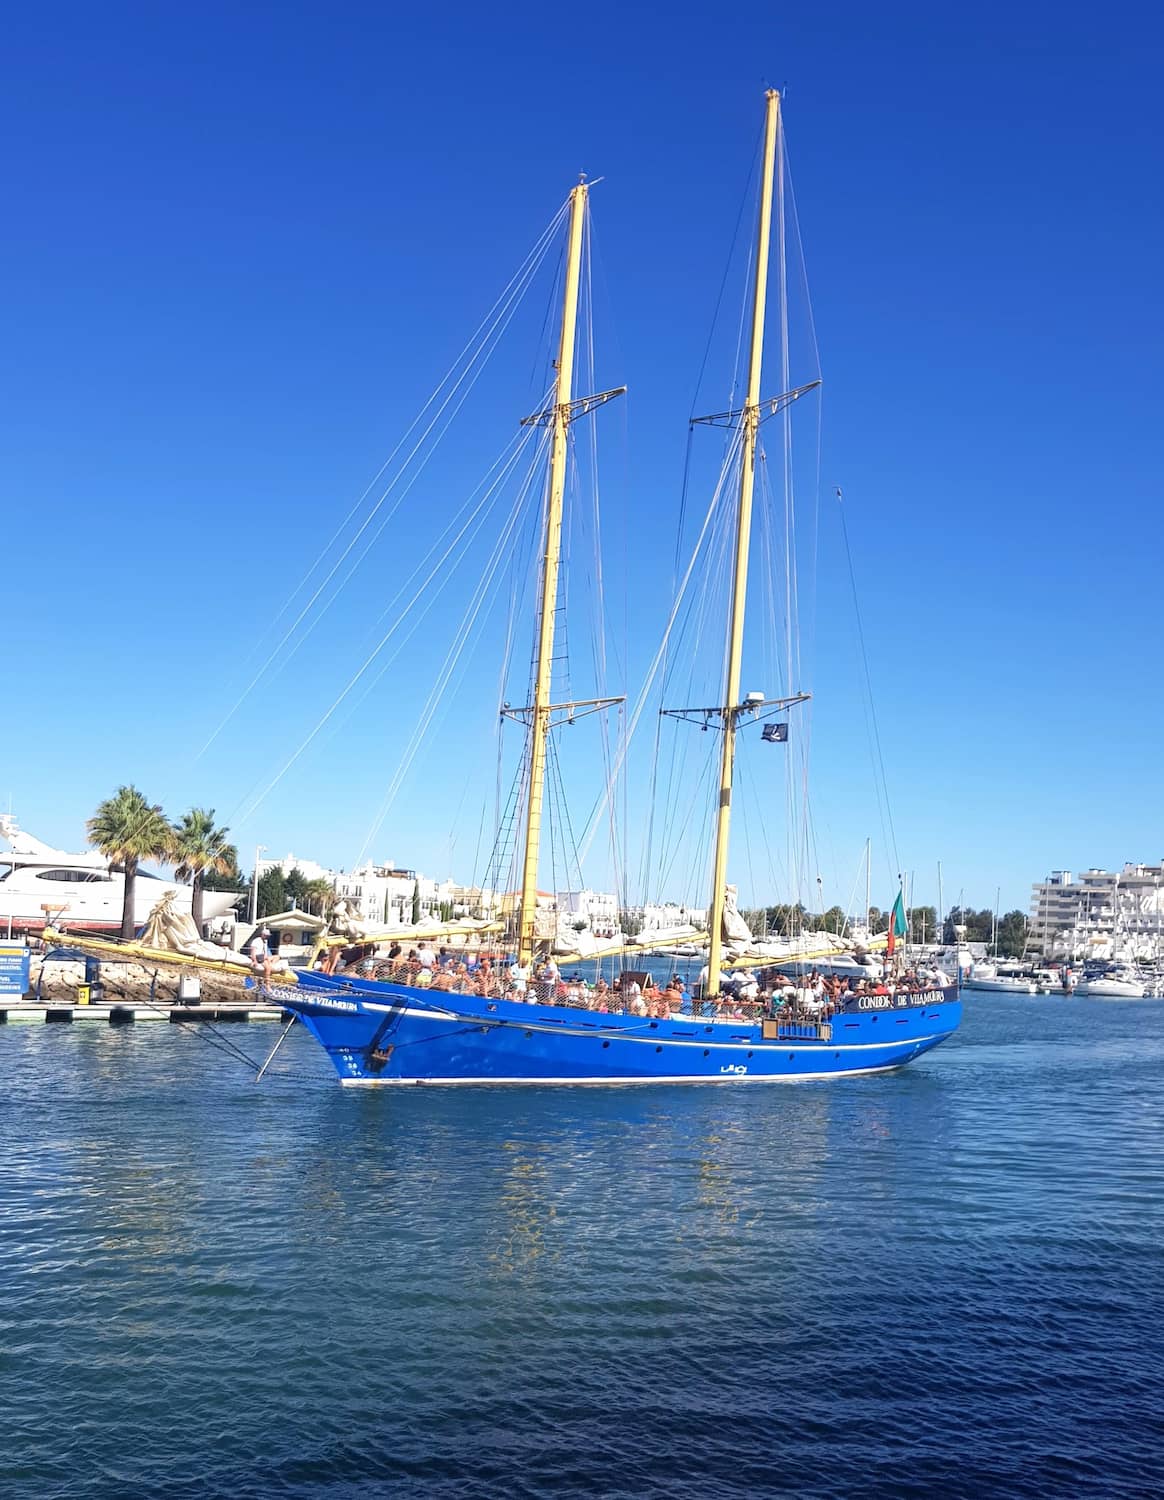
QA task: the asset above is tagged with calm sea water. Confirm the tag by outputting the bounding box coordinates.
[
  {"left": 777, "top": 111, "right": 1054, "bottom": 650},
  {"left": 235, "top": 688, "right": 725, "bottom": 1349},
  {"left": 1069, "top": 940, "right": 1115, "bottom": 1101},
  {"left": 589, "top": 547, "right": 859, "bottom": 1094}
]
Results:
[{"left": 2, "top": 995, "right": 1162, "bottom": 1499}]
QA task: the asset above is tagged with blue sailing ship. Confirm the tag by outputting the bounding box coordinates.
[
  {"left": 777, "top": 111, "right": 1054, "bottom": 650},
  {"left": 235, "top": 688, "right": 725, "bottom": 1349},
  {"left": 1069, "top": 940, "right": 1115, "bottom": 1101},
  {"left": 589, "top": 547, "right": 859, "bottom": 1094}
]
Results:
[{"left": 278, "top": 90, "right": 962, "bottom": 1083}]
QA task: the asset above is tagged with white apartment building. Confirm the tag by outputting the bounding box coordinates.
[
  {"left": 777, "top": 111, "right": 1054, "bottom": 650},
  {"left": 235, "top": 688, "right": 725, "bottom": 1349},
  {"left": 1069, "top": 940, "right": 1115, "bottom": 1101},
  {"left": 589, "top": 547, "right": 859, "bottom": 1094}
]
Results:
[
  {"left": 334, "top": 863, "right": 461, "bottom": 926},
  {"left": 256, "top": 852, "right": 337, "bottom": 885},
  {"left": 622, "top": 901, "right": 706, "bottom": 935},
  {"left": 1028, "top": 863, "right": 1164, "bottom": 960},
  {"left": 557, "top": 889, "right": 619, "bottom": 938}
]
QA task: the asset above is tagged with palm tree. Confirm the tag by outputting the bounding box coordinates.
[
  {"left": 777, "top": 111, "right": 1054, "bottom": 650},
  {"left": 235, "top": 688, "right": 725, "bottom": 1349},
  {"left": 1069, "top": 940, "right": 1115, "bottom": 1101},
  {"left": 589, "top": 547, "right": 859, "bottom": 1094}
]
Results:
[
  {"left": 302, "top": 877, "right": 336, "bottom": 918},
  {"left": 87, "top": 786, "right": 175, "bottom": 939},
  {"left": 172, "top": 808, "right": 238, "bottom": 934}
]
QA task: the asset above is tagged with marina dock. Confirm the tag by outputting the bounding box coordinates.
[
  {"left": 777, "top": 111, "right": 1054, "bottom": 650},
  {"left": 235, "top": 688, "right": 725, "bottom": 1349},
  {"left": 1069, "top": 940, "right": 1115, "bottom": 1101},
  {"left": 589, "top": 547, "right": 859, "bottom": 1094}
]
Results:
[{"left": 0, "top": 1002, "right": 289, "bottom": 1024}]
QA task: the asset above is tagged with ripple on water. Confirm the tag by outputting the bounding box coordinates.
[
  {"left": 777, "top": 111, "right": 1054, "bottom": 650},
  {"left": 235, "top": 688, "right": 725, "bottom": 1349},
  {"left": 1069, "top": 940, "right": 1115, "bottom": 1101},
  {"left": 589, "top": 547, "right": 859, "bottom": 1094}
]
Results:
[{"left": 1, "top": 997, "right": 1163, "bottom": 1498}]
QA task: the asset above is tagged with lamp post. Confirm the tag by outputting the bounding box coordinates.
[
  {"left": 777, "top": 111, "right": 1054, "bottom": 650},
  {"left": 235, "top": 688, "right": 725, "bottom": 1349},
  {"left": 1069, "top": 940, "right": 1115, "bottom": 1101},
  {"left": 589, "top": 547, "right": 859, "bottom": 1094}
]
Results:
[{"left": 251, "top": 845, "right": 267, "bottom": 927}]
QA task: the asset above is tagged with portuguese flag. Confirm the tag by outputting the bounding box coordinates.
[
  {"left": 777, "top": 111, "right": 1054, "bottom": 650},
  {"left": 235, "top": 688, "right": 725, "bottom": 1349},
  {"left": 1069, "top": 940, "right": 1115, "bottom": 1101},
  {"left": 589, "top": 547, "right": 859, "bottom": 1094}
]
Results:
[{"left": 886, "top": 890, "right": 908, "bottom": 957}]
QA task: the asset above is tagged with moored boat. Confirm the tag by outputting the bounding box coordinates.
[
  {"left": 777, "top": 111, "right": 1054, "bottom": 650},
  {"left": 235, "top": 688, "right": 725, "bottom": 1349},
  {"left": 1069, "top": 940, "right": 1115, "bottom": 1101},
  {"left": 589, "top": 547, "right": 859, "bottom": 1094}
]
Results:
[
  {"left": 0, "top": 817, "right": 236, "bottom": 936},
  {"left": 962, "top": 961, "right": 1037, "bottom": 995},
  {"left": 1074, "top": 964, "right": 1150, "bottom": 999}
]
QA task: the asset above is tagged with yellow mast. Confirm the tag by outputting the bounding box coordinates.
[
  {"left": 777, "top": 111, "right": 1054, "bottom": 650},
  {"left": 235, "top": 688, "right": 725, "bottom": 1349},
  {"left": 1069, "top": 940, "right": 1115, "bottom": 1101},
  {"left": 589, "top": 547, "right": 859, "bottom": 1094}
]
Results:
[
  {"left": 705, "top": 89, "right": 781, "bottom": 996},
  {"left": 516, "top": 181, "right": 588, "bottom": 967}
]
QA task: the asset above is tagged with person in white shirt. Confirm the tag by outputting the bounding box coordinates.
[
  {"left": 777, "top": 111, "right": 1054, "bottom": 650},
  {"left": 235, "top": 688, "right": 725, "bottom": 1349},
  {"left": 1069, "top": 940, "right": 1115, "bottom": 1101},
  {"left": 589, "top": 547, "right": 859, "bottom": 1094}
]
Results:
[
  {"left": 249, "top": 930, "right": 273, "bottom": 985},
  {"left": 416, "top": 943, "right": 437, "bottom": 969},
  {"left": 509, "top": 960, "right": 530, "bottom": 996}
]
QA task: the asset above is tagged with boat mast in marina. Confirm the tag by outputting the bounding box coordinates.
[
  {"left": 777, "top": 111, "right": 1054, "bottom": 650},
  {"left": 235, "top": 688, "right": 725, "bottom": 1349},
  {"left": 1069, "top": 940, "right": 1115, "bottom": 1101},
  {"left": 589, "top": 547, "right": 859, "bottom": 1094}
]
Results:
[
  {"left": 666, "top": 89, "right": 815, "bottom": 996},
  {"left": 510, "top": 178, "right": 624, "bottom": 967}
]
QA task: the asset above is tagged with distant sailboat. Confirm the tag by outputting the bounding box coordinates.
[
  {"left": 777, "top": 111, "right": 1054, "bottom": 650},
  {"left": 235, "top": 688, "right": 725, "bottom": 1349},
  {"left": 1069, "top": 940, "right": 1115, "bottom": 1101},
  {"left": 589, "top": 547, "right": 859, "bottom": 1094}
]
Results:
[{"left": 277, "top": 90, "right": 962, "bottom": 1084}]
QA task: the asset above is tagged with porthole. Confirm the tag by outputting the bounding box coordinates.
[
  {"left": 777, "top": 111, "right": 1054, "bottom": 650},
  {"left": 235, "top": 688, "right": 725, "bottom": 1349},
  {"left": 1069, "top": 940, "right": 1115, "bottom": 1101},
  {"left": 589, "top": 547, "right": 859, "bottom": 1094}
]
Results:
[
  {"left": 788, "top": 1053, "right": 794, "bottom": 1061},
  {"left": 747, "top": 1051, "right": 753, "bottom": 1059},
  {"left": 656, "top": 1046, "right": 662, "bottom": 1053},
  {"left": 703, "top": 1049, "right": 710, "bottom": 1057},
  {"left": 835, "top": 1052, "right": 840, "bottom": 1059},
  {"left": 649, "top": 1021, "right": 658, "bottom": 1029},
  {"left": 525, "top": 1030, "right": 532, "bottom": 1038},
  {"left": 602, "top": 1040, "right": 610, "bottom": 1049}
]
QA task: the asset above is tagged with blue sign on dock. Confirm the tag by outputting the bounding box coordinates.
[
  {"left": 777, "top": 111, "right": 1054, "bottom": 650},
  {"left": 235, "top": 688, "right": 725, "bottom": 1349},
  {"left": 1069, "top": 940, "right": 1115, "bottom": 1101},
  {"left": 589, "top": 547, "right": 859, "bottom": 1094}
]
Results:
[{"left": 0, "top": 944, "right": 31, "bottom": 997}]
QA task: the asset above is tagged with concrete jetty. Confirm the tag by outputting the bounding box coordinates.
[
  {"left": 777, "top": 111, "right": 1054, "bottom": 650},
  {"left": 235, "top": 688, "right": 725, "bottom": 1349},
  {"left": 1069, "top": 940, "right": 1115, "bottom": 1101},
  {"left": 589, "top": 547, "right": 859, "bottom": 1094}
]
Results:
[{"left": 0, "top": 1001, "right": 289, "bottom": 1024}]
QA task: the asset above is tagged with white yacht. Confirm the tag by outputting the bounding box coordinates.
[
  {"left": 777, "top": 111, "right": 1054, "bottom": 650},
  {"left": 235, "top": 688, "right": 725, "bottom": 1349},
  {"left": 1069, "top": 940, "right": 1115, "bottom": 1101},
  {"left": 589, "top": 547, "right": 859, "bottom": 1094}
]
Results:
[
  {"left": 0, "top": 817, "right": 237, "bottom": 935},
  {"left": 1073, "top": 966, "right": 1149, "bottom": 999},
  {"left": 962, "top": 960, "right": 1037, "bottom": 995}
]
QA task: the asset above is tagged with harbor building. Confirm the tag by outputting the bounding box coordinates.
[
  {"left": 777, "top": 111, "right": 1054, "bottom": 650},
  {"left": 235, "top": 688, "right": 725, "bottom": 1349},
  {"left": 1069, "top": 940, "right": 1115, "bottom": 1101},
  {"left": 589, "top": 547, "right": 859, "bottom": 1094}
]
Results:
[
  {"left": 256, "top": 852, "right": 337, "bottom": 886},
  {"left": 557, "top": 888, "right": 619, "bottom": 939},
  {"left": 334, "top": 863, "right": 467, "bottom": 927},
  {"left": 621, "top": 901, "right": 707, "bottom": 936},
  {"left": 1028, "top": 864, "right": 1164, "bottom": 961}
]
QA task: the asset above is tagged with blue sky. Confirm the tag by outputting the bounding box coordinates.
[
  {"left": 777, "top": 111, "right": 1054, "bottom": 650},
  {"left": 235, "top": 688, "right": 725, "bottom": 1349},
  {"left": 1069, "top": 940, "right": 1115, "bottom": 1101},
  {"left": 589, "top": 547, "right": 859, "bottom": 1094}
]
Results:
[{"left": 2, "top": 0, "right": 1161, "bottom": 916}]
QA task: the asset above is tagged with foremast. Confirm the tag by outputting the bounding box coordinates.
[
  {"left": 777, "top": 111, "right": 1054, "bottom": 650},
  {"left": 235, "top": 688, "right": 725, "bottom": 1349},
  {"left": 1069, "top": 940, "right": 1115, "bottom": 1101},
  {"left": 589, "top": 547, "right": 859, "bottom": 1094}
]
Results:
[
  {"left": 509, "top": 177, "right": 635, "bottom": 966},
  {"left": 705, "top": 88, "right": 780, "bottom": 996},
  {"left": 512, "top": 182, "right": 588, "bottom": 967}
]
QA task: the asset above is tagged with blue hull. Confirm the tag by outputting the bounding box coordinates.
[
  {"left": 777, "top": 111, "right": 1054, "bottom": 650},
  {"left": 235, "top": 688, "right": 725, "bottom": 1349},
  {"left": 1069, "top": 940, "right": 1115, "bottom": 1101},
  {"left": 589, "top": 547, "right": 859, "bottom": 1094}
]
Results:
[{"left": 278, "top": 971, "right": 962, "bottom": 1085}]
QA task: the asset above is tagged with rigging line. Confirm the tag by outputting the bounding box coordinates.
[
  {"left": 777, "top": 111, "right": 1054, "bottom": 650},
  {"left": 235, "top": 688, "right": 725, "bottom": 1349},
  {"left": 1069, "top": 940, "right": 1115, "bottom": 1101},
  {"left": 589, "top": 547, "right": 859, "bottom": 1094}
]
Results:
[
  {"left": 496, "top": 420, "right": 551, "bottom": 715},
  {"left": 757, "top": 446, "right": 786, "bottom": 698},
  {"left": 116, "top": 981, "right": 265, "bottom": 1071},
  {"left": 584, "top": 391, "right": 624, "bottom": 902},
  {"left": 576, "top": 219, "right": 624, "bottom": 902},
  {"left": 840, "top": 852, "right": 865, "bottom": 939},
  {"left": 655, "top": 738, "right": 719, "bottom": 896},
  {"left": 548, "top": 731, "right": 584, "bottom": 895},
  {"left": 353, "top": 447, "right": 549, "bottom": 861},
  {"left": 737, "top": 741, "right": 787, "bottom": 910},
  {"left": 253, "top": 419, "right": 550, "bottom": 790},
  {"left": 653, "top": 491, "right": 732, "bottom": 886},
  {"left": 777, "top": 126, "right": 798, "bottom": 703},
  {"left": 783, "top": 131, "right": 823, "bottom": 381},
  {"left": 785, "top": 132, "right": 825, "bottom": 657},
  {"left": 363, "top": 412, "right": 544, "bottom": 636},
  {"left": 196, "top": 208, "right": 567, "bottom": 761},
  {"left": 229, "top": 424, "right": 550, "bottom": 834},
  {"left": 470, "top": 796, "right": 488, "bottom": 897},
  {"left": 357, "top": 487, "right": 546, "bottom": 866},
  {"left": 332, "top": 422, "right": 552, "bottom": 725},
  {"left": 738, "top": 739, "right": 759, "bottom": 913},
  {"left": 237, "top": 200, "right": 570, "bottom": 666},
  {"left": 528, "top": 239, "right": 567, "bottom": 396},
  {"left": 688, "top": 123, "right": 764, "bottom": 420},
  {"left": 661, "top": 426, "right": 742, "bottom": 703},
  {"left": 643, "top": 425, "right": 703, "bottom": 898},
  {"left": 836, "top": 489, "right": 900, "bottom": 878},
  {"left": 577, "top": 419, "right": 746, "bottom": 868}
]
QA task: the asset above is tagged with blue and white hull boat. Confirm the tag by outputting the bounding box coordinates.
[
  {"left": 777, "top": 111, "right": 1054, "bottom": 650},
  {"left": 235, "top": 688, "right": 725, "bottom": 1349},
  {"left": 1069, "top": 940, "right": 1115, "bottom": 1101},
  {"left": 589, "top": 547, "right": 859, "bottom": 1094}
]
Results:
[
  {"left": 276, "top": 91, "right": 963, "bottom": 1088},
  {"left": 277, "top": 971, "right": 961, "bottom": 1085}
]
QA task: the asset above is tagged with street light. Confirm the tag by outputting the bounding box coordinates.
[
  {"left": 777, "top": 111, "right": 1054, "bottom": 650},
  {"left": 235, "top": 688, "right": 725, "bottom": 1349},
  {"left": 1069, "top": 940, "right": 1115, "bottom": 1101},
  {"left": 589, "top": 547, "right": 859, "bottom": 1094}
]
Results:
[{"left": 251, "top": 845, "right": 267, "bottom": 926}]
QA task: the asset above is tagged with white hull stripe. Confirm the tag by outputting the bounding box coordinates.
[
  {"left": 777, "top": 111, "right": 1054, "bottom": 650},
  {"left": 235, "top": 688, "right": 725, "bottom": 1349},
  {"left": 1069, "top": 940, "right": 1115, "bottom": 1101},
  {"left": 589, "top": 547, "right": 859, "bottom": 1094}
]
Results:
[{"left": 340, "top": 1061, "right": 910, "bottom": 1087}]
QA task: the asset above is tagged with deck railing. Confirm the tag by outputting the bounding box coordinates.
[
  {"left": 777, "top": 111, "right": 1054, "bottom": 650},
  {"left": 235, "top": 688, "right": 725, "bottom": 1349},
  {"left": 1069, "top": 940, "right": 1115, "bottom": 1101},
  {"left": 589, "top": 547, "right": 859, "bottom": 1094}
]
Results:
[{"left": 308, "top": 958, "right": 950, "bottom": 1024}]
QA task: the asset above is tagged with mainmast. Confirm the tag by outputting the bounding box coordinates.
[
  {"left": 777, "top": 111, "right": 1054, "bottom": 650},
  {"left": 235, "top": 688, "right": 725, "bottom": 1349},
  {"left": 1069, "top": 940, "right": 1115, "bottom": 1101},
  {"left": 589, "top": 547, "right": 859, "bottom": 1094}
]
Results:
[{"left": 704, "top": 89, "right": 781, "bottom": 995}]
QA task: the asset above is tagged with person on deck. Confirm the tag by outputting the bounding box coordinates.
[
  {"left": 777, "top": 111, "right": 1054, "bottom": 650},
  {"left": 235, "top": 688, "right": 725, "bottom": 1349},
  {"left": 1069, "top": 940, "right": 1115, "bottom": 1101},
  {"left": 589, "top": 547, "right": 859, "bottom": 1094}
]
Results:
[{"left": 249, "top": 929, "right": 274, "bottom": 985}]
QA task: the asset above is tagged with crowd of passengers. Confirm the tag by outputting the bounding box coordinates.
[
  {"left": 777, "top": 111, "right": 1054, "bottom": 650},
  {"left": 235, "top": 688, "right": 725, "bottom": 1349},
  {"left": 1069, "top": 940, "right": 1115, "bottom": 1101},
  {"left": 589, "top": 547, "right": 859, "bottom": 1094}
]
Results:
[{"left": 317, "top": 942, "right": 951, "bottom": 1018}]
